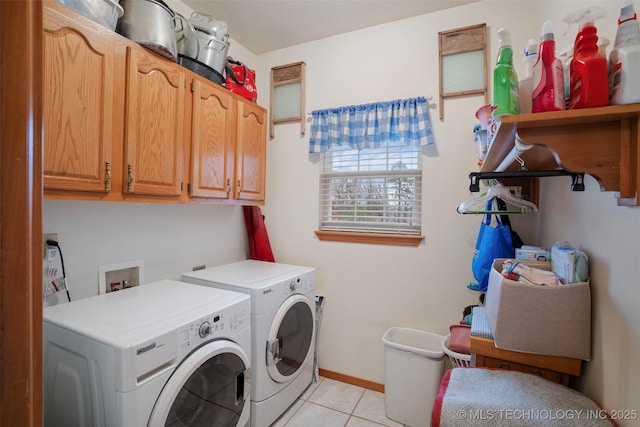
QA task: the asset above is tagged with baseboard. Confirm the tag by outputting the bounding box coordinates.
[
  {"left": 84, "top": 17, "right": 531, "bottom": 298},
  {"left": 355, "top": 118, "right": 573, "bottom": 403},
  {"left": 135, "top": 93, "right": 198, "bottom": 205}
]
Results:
[{"left": 318, "top": 368, "right": 384, "bottom": 393}]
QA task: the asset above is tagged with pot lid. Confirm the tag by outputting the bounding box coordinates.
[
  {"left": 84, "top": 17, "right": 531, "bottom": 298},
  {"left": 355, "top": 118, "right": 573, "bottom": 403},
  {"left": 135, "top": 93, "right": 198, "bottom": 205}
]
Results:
[
  {"left": 150, "top": 0, "right": 175, "bottom": 17},
  {"left": 189, "top": 12, "right": 229, "bottom": 41},
  {"left": 175, "top": 13, "right": 199, "bottom": 58}
]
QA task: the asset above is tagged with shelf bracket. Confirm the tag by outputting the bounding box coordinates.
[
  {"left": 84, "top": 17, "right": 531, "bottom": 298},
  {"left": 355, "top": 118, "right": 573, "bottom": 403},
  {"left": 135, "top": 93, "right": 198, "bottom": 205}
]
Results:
[{"left": 469, "top": 170, "right": 586, "bottom": 193}]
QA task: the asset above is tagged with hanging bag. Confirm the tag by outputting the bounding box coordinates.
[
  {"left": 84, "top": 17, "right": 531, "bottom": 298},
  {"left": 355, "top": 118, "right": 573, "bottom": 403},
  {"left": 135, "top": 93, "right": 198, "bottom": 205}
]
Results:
[
  {"left": 470, "top": 198, "right": 515, "bottom": 291},
  {"left": 225, "top": 58, "right": 257, "bottom": 102},
  {"left": 496, "top": 197, "right": 524, "bottom": 249}
]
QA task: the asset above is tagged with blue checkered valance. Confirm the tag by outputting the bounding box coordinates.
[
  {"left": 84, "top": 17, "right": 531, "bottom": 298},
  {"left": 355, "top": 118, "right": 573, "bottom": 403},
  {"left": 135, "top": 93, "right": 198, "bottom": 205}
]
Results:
[{"left": 308, "top": 97, "right": 433, "bottom": 154}]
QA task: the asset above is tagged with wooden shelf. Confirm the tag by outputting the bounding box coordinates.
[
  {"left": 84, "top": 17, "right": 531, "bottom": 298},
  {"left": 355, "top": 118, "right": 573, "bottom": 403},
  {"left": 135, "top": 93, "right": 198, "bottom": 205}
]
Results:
[
  {"left": 480, "top": 104, "right": 640, "bottom": 205},
  {"left": 470, "top": 336, "right": 582, "bottom": 387}
]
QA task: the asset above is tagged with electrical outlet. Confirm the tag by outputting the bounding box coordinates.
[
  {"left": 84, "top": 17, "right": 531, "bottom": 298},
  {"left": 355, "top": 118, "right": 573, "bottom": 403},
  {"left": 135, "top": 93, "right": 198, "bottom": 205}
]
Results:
[{"left": 43, "top": 233, "right": 58, "bottom": 258}]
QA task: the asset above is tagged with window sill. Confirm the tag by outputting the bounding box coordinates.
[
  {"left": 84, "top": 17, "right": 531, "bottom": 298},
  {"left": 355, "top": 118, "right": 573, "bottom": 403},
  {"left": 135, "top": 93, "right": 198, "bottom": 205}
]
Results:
[{"left": 314, "top": 230, "right": 424, "bottom": 246}]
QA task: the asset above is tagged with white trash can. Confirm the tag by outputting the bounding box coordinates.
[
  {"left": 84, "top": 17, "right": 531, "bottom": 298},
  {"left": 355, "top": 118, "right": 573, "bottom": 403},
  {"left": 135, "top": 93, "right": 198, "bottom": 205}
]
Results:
[{"left": 382, "top": 327, "right": 445, "bottom": 427}]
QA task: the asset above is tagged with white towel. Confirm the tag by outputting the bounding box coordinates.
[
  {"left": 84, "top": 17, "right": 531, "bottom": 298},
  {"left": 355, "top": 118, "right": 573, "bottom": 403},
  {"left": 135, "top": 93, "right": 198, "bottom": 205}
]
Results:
[{"left": 502, "top": 259, "right": 560, "bottom": 286}]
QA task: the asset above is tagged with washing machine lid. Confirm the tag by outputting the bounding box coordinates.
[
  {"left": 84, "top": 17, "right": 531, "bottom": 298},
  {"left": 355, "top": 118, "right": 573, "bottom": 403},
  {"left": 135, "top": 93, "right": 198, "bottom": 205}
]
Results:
[
  {"left": 43, "top": 280, "right": 249, "bottom": 348},
  {"left": 183, "top": 260, "right": 314, "bottom": 290}
]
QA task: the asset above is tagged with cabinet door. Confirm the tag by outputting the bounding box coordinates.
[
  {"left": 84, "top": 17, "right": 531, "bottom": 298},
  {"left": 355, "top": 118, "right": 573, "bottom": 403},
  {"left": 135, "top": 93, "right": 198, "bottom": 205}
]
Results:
[
  {"left": 124, "top": 47, "right": 184, "bottom": 197},
  {"left": 43, "top": 6, "right": 114, "bottom": 193},
  {"left": 235, "top": 101, "right": 267, "bottom": 202},
  {"left": 190, "top": 79, "right": 236, "bottom": 199}
]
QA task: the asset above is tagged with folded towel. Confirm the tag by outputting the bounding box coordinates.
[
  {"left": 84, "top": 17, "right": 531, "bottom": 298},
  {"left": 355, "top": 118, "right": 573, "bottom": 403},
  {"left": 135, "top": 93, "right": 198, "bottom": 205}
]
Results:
[{"left": 502, "top": 259, "right": 560, "bottom": 286}]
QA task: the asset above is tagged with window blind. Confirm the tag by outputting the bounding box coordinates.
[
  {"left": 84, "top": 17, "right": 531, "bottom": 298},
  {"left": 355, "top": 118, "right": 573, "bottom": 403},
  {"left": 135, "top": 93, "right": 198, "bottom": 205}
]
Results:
[{"left": 320, "top": 142, "right": 422, "bottom": 234}]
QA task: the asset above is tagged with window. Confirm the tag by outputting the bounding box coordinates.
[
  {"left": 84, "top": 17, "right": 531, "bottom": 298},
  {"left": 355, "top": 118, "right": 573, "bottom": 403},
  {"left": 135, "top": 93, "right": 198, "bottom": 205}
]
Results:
[
  {"left": 310, "top": 97, "right": 431, "bottom": 245},
  {"left": 320, "top": 140, "right": 422, "bottom": 234}
]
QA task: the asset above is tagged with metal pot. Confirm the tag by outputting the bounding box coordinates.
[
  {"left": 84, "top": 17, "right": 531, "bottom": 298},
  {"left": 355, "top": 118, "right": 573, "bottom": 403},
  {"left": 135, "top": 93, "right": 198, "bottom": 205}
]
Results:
[
  {"left": 189, "top": 12, "right": 229, "bottom": 42},
  {"left": 55, "top": 0, "right": 124, "bottom": 31},
  {"left": 188, "top": 12, "right": 230, "bottom": 75},
  {"left": 193, "top": 31, "right": 229, "bottom": 74},
  {"left": 116, "top": 0, "right": 178, "bottom": 62},
  {"left": 178, "top": 55, "right": 224, "bottom": 86},
  {"left": 175, "top": 13, "right": 199, "bottom": 59}
]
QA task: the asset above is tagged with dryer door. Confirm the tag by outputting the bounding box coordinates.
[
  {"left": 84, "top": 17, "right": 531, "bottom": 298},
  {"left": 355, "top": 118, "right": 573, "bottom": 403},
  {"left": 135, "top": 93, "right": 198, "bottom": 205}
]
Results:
[
  {"left": 266, "top": 294, "right": 314, "bottom": 383},
  {"left": 148, "top": 340, "right": 250, "bottom": 427}
]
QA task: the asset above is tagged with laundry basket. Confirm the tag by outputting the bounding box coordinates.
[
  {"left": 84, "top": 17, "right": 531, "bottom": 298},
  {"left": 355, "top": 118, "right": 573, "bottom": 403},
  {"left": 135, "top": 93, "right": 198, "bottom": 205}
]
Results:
[{"left": 442, "top": 334, "right": 474, "bottom": 368}]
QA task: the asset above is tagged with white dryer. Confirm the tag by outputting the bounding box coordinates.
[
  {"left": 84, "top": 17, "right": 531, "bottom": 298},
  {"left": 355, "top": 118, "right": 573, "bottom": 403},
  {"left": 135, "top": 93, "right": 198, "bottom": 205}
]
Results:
[
  {"left": 183, "top": 260, "right": 316, "bottom": 427},
  {"left": 43, "top": 279, "right": 252, "bottom": 427}
]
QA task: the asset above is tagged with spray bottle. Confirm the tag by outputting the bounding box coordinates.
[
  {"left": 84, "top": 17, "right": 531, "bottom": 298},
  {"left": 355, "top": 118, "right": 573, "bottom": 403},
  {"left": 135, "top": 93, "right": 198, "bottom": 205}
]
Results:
[
  {"left": 609, "top": 0, "right": 640, "bottom": 105},
  {"left": 563, "top": 6, "right": 609, "bottom": 109},
  {"left": 598, "top": 36, "right": 611, "bottom": 59},
  {"left": 559, "top": 46, "right": 573, "bottom": 109},
  {"left": 519, "top": 39, "right": 538, "bottom": 114},
  {"left": 493, "top": 28, "right": 519, "bottom": 116},
  {"left": 532, "top": 21, "right": 565, "bottom": 112}
]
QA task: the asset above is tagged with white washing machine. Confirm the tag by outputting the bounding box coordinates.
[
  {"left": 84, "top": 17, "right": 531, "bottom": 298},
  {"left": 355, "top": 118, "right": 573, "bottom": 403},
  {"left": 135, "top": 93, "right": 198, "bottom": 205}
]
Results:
[
  {"left": 43, "top": 279, "right": 252, "bottom": 427},
  {"left": 182, "top": 260, "right": 315, "bottom": 427}
]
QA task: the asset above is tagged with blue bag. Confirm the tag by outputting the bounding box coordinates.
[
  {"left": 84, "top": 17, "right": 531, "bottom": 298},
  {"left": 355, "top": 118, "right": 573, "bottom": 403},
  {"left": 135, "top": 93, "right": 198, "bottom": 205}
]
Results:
[{"left": 470, "top": 199, "right": 515, "bottom": 291}]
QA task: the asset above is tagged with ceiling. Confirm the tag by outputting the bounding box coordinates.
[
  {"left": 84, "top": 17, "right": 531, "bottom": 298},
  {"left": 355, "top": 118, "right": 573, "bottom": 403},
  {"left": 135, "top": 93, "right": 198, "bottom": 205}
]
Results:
[{"left": 182, "top": 0, "right": 480, "bottom": 54}]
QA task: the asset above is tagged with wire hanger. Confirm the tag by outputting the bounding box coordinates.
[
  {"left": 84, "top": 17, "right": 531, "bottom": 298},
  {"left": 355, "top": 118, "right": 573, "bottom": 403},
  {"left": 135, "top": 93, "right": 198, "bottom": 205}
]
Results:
[{"left": 456, "top": 182, "right": 538, "bottom": 214}]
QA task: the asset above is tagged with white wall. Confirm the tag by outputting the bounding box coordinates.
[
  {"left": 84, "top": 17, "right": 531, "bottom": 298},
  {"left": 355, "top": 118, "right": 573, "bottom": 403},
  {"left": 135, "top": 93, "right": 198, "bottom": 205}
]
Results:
[
  {"left": 539, "top": 176, "right": 640, "bottom": 420},
  {"left": 43, "top": 200, "right": 248, "bottom": 301},
  {"left": 534, "top": 0, "right": 640, "bottom": 420},
  {"left": 257, "top": 0, "right": 639, "bottom": 423},
  {"left": 257, "top": 0, "right": 538, "bottom": 383}
]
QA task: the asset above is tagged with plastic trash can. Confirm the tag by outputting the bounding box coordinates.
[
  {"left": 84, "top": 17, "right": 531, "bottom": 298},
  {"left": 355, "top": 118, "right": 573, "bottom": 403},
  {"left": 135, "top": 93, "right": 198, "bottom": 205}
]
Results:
[{"left": 383, "top": 327, "right": 445, "bottom": 427}]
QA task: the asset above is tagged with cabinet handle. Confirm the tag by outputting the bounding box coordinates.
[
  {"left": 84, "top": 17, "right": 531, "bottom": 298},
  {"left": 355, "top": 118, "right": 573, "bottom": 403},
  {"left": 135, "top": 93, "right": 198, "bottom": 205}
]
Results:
[
  {"left": 226, "top": 178, "right": 231, "bottom": 198},
  {"left": 498, "top": 362, "right": 511, "bottom": 370},
  {"left": 237, "top": 179, "right": 241, "bottom": 198},
  {"left": 104, "top": 161, "right": 111, "bottom": 192},
  {"left": 127, "top": 164, "right": 134, "bottom": 192}
]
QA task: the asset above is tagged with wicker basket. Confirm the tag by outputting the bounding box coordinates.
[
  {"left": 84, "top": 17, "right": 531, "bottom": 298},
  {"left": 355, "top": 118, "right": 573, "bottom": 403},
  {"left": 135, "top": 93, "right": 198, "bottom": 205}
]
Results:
[{"left": 442, "top": 334, "right": 474, "bottom": 368}]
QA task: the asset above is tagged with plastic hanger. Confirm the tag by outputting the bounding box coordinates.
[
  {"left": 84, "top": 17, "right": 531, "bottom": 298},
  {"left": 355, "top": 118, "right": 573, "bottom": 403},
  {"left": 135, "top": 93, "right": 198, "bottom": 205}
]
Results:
[{"left": 456, "top": 183, "right": 538, "bottom": 214}]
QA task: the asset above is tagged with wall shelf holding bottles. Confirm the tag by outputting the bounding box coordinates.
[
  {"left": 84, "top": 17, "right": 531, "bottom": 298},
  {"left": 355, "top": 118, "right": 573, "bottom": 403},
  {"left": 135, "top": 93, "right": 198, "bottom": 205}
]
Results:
[{"left": 479, "top": 104, "right": 640, "bottom": 206}]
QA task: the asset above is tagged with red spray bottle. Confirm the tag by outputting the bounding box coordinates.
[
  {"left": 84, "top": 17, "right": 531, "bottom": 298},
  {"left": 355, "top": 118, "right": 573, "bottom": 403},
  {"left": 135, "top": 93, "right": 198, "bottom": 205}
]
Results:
[
  {"left": 532, "top": 21, "right": 565, "bottom": 112},
  {"left": 564, "top": 6, "right": 609, "bottom": 109}
]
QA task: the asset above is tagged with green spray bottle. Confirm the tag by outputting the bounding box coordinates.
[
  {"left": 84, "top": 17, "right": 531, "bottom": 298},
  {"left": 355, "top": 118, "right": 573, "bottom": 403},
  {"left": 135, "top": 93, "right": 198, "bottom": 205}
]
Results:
[{"left": 493, "top": 28, "right": 520, "bottom": 116}]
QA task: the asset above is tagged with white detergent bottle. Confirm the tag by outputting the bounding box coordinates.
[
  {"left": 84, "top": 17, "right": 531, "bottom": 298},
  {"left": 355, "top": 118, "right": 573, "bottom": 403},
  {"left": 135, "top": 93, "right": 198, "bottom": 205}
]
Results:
[
  {"left": 519, "top": 39, "right": 538, "bottom": 114},
  {"left": 609, "top": 0, "right": 640, "bottom": 104}
]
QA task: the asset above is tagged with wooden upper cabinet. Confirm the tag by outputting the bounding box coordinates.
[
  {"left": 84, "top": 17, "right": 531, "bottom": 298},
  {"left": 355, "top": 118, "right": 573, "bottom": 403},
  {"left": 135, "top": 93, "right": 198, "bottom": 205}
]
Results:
[
  {"left": 42, "top": 3, "right": 268, "bottom": 204},
  {"left": 236, "top": 101, "right": 267, "bottom": 202},
  {"left": 190, "top": 78, "right": 236, "bottom": 199},
  {"left": 43, "top": 5, "right": 115, "bottom": 193},
  {"left": 123, "top": 47, "right": 185, "bottom": 197}
]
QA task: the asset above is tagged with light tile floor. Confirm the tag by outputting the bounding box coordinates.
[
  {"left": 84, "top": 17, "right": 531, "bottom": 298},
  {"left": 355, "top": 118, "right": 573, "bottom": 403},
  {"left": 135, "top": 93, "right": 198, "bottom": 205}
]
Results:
[{"left": 271, "top": 377, "right": 407, "bottom": 427}]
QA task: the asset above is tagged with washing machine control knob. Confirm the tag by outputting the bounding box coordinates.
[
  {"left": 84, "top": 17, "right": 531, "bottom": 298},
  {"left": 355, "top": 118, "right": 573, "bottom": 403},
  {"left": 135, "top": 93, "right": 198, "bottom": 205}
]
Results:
[
  {"left": 289, "top": 281, "right": 297, "bottom": 292},
  {"left": 199, "top": 321, "right": 211, "bottom": 338}
]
